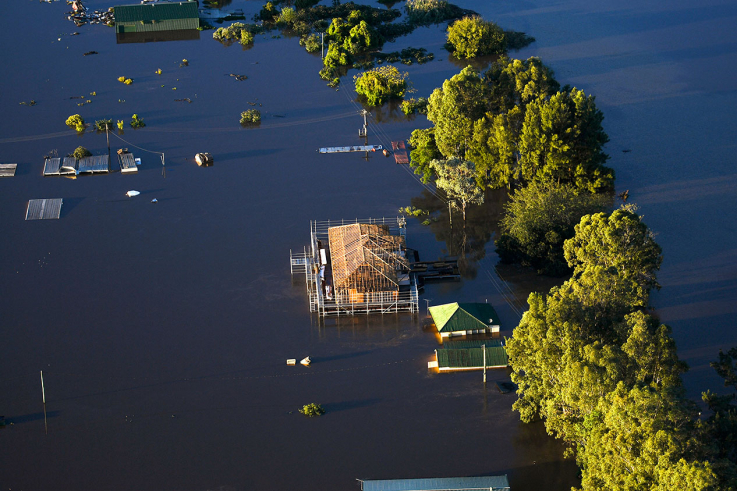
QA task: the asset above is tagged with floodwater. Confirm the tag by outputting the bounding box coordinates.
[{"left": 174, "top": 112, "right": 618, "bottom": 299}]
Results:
[{"left": 0, "top": 0, "right": 735, "bottom": 490}]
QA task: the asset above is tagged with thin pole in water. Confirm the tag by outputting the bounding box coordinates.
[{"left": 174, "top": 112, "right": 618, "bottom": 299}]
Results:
[
  {"left": 40, "top": 370, "right": 47, "bottom": 434},
  {"left": 321, "top": 32, "right": 324, "bottom": 59},
  {"left": 482, "top": 345, "right": 486, "bottom": 384}
]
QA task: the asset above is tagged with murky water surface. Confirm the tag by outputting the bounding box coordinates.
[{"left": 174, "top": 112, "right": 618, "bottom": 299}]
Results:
[{"left": 1, "top": 0, "right": 735, "bottom": 489}]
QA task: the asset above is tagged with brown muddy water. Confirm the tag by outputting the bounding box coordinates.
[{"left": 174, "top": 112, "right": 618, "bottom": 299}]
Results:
[{"left": 0, "top": 0, "right": 736, "bottom": 490}]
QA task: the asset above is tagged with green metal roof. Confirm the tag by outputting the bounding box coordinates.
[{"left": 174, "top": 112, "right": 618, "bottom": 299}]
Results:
[
  {"left": 428, "top": 302, "right": 500, "bottom": 333},
  {"left": 436, "top": 346, "right": 509, "bottom": 369},
  {"left": 115, "top": 1, "right": 199, "bottom": 23},
  {"left": 442, "top": 339, "right": 502, "bottom": 349},
  {"left": 361, "top": 475, "right": 510, "bottom": 491}
]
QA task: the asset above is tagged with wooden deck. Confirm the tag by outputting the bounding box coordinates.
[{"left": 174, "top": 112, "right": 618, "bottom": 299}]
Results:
[
  {"left": 119, "top": 153, "right": 138, "bottom": 173},
  {"left": 391, "top": 141, "right": 409, "bottom": 164},
  {"left": 43, "top": 158, "right": 61, "bottom": 176},
  {"left": 78, "top": 155, "right": 109, "bottom": 173},
  {"left": 0, "top": 163, "right": 17, "bottom": 177},
  {"left": 319, "top": 145, "right": 382, "bottom": 154},
  {"left": 25, "top": 199, "right": 63, "bottom": 220}
]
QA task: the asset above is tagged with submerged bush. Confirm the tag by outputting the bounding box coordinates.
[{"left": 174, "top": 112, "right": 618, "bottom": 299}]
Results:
[
  {"left": 257, "top": 2, "right": 279, "bottom": 22},
  {"left": 71, "top": 146, "right": 92, "bottom": 159},
  {"left": 94, "top": 119, "right": 113, "bottom": 131},
  {"left": 300, "top": 33, "right": 321, "bottom": 53},
  {"left": 404, "top": 0, "right": 458, "bottom": 25},
  {"left": 446, "top": 16, "right": 506, "bottom": 58},
  {"left": 213, "top": 22, "right": 260, "bottom": 45},
  {"left": 65, "top": 114, "right": 85, "bottom": 132},
  {"left": 401, "top": 97, "right": 428, "bottom": 115},
  {"left": 130, "top": 114, "right": 145, "bottom": 128},
  {"left": 240, "top": 109, "right": 261, "bottom": 124},
  {"left": 299, "top": 403, "right": 325, "bottom": 417},
  {"left": 354, "top": 65, "right": 409, "bottom": 106}
]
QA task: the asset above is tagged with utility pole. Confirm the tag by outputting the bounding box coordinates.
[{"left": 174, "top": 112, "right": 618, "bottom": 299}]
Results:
[
  {"left": 105, "top": 123, "right": 111, "bottom": 166},
  {"left": 321, "top": 32, "right": 325, "bottom": 59},
  {"left": 482, "top": 344, "right": 487, "bottom": 384},
  {"left": 358, "top": 109, "right": 369, "bottom": 138},
  {"left": 424, "top": 298, "right": 432, "bottom": 317},
  {"left": 40, "top": 370, "right": 47, "bottom": 435}
]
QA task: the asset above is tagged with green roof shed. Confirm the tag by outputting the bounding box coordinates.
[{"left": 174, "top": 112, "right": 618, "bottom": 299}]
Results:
[
  {"left": 115, "top": 1, "right": 199, "bottom": 33},
  {"left": 435, "top": 346, "right": 509, "bottom": 371},
  {"left": 428, "top": 302, "right": 500, "bottom": 337}
]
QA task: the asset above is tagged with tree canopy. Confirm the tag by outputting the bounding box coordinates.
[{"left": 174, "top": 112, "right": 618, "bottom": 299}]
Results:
[
  {"left": 496, "top": 180, "right": 608, "bottom": 275},
  {"left": 446, "top": 16, "right": 506, "bottom": 59},
  {"left": 428, "top": 158, "right": 484, "bottom": 220},
  {"left": 354, "top": 65, "right": 409, "bottom": 106}
]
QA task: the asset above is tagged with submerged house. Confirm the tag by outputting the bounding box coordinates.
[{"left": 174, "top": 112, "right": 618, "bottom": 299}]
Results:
[
  {"left": 289, "top": 218, "right": 419, "bottom": 316},
  {"left": 114, "top": 1, "right": 199, "bottom": 34},
  {"left": 328, "top": 222, "right": 409, "bottom": 304},
  {"left": 359, "top": 475, "right": 510, "bottom": 491},
  {"left": 428, "top": 302, "right": 500, "bottom": 338}
]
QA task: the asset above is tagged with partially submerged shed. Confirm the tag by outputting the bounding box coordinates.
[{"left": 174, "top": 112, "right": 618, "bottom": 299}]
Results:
[
  {"left": 428, "top": 346, "right": 509, "bottom": 371},
  {"left": 114, "top": 1, "right": 199, "bottom": 34},
  {"left": 360, "top": 475, "right": 510, "bottom": 491},
  {"left": 428, "top": 302, "right": 500, "bottom": 338}
]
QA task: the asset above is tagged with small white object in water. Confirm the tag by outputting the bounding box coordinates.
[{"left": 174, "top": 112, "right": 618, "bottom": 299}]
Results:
[
  {"left": 126, "top": 190, "right": 140, "bottom": 197},
  {"left": 300, "top": 356, "right": 311, "bottom": 366},
  {"left": 151, "top": 198, "right": 158, "bottom": 203},
  {"left": 286, "top": 359, "right": 296, "bottom": 365},
  {"left": 134, "top": 158, "right": 141, "bottom": 166}
]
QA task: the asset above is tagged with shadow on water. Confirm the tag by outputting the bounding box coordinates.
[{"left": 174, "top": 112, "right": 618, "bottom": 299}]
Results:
[
  {"left": 322, "top": 398, "right": 382, "bottom": 413},
  {"left": 216, "top": 148, "right": 282, "bottom": 162},
  {"left": 60, "top": 197, "right": 84, "bottom": 217},
  {"left": 314, "top": 350, "right": 375, "bottom": 363},
  {"left": 407, "top": 187, "right": 508, "bottom": 279},
  {"left": 7, "top": 410, "right": 62, "bottom": 424}
]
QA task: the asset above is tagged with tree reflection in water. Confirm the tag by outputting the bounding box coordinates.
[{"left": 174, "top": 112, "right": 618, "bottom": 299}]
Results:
[{"left": 406, "top": 187, "right": 509, "bottom": 279}]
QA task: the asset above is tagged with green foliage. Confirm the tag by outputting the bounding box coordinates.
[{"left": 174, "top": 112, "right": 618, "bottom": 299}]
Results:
[
  {"left": 428, "top": 158, "right": 484, "bottom": 220},
  {"left": 496, "top": 181, "right": 608, "bottom": 275},
  {"left": 408, "top": 127, "right": 442, "bottom": 183},
  {"left": 65, "top": 114, "right": 85, "bottom": 132},
  {"left": 563, "top": 207, "right": 663, "bottom": 305},
  {"left": 398, "top": 205, "right": 429, "bottom": 217},
  {"left": 299, "top": 403, "right": 325, "bottom": 417},
  {"left": 94, "top": 119, "right": 113, "bottom": 132},
  {"left": 300, "top": 33, "right": 321, "bottom": 52},
  {"left": 404, "top": 0, "right": 460, "bottom": 26},
  {"left": 295, "top": 0, "right": 320, "bottom": 9},
  {"left": 277, "top": 6, "right": 298, "bottom": 26},
  {"left": 213, "top": 22, "right": 259, "bottom": 45},
  {"left": 401, "top": 97, "right": 428, "bottom": 115},
  {"left": 376, "top": 47, "right": 434, "bottom": 65},
  {"left": 240, "top": 109, "right": 261, "bottom": 124},
  {"left": 518, "top": 88, "right": 613, "bottom": 192},
  {"left": 116, "top": 120, "right": 124, "bottom": 130},
  {"left": 343, "top": 20, "right": 376, "bottom": 54},
  {"left": 354, "top": 65, "right": 409, "bottom": 106},
  {"left": 71, "top": 146, "right": 92, "bottom": 159},
  {"left": 446, "top": 16, "right": 507, "bottom": 59},
  {"left": 257, "top": 2, "right": 279, "bottom": 22},
  {"left": 130, "top": 114, "right": 145, "bottom": 128},
  {"left": 426, "top": 66, "right": 489, "bottom": 159}
]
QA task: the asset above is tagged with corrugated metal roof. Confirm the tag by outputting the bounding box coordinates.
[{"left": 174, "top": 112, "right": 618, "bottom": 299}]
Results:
[
  {"left": 436, "top": 347, "right": 509, "bottom": 369},
  {"left": 361, "top": 475, "right": 510, "bottom": 491},
  {"left": 442, "top": 339, "right": 502, "bottom": 349},
  {"left": 428, "top": 302, "right": 500, "bottom": 333},
  {"left": 115, "top": 1, "right": 198, "bottom": 23}
]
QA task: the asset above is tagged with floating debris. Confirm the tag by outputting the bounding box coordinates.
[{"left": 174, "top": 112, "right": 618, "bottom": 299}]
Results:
[
  {"left": 151, "top": 198, "right": 158, "bottom": 203},
  {"left": 126, "top": 190, "right": 140, "bottom": 197},
  {"left": 66, "top": 1, "right": 114, "bottom": 27},
  {"left": 195, "top": 153, "right": 213, "bottom": 167},
  {"left": 83, "top": 51, "right": 98, "bottom": 56},
  {"left": 286, "top": 359, "right": 296, "bottom": 366},
  {"left": 228, "top": 73, "right": 248, "bottom": 81},
  {"left": 19, "top": 100, "right": 37, "bottom": 106},
  {"left": 300, "top": 356, "right": 311, "bottom": 366},
  {"left": 174, "top": 98, "right": 192, "bottom": 103}
]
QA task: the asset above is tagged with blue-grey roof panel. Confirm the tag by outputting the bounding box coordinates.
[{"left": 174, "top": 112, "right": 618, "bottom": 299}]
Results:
[{"left": 362, "top": 475, "right": 510, "bottom": 491}]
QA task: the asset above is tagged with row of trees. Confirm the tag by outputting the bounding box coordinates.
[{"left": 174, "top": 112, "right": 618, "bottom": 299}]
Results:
[
  {"left": 506, "top": 208, "right": 737, "bottom": 490},
  {"left": 410, "top": 57, "right": 614, "bottom": 193}
]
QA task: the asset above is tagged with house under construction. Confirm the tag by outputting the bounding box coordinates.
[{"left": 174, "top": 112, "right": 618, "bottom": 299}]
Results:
[{"left": 290, "top": 218, "right": 419, "bottom": 317}]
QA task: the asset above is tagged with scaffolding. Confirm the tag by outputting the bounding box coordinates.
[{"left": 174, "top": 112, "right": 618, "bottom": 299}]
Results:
[{"left": 290, "top": 218, "right": 419, "bottom": 317}]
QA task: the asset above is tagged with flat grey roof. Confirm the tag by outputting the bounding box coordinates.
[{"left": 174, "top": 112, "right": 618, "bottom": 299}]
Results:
[
  {"left": 25, "top": 199, "right": 63, "bottom": 220},
  {"left": 361, "top": 475, "right": 510, "bottom": 491}
]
